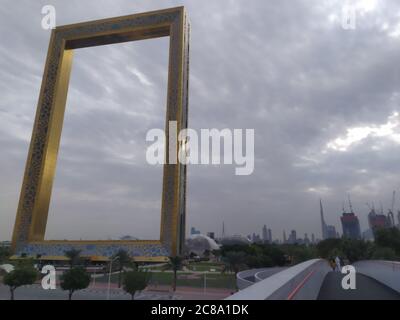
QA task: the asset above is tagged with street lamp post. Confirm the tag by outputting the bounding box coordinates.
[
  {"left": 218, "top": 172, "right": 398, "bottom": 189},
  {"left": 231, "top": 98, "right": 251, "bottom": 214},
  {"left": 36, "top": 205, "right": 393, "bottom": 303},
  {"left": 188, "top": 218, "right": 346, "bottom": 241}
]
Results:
[
  {"left": 204, "top": 272, "right": 207, "bottom": 295},
  {"left": 92, "top": 267, "right": 96, "bottom": 288},
  {"left": 107, "top": 256, "right": 119, "bottom": 300}
]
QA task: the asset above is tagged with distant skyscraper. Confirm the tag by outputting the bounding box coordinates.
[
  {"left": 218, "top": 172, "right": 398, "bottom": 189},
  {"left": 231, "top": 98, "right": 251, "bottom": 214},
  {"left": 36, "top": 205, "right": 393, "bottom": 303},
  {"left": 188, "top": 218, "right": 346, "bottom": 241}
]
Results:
[
  {"left": 207, "top": 232, "right": 215, "bottom": 239},
  {"left": 362, "top": 228, "right": 374, "bottom": 241},
  {"left": 252, "top": 233, "right": 261, "bottom": 243},
  {"left": 268, "top": 229, "right": 272, "bottom": 243},
  {"left": 288, "top": 230, "right": 297, "bottom": 244},
  {"left": 283, "top": 230, "right": 287, "bottom": 244},
  {"left": 304, "top": 233, "right": 310, "bottom": 245},
  {"left": 326, "top": 225, "right": 337, "bottom": 239},
  {"left": 262, "top": 225, "right": 268, "bottom": 242},
  {"left": 190, "top": 227, "right": 201, "bottom": 235},
  {"left": 368, "top": 208, "right": 391, "bottom": 233},
  {"left": 341, "top": 211, "right": 361, "bottom": 239},
  {"left": 320, "top": 199, "right": 337, "bottom": 239},
  {"left": 320, "top": 199, "right": 327, "bottom": 240},
  {"left": 311, "top": 233, "right": 315, "bottom": 244}
]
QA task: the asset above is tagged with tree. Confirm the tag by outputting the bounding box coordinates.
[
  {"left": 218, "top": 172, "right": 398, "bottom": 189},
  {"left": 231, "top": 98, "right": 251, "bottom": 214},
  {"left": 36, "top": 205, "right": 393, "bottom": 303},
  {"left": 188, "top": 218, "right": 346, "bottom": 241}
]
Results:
[
  {"left": 165, "top": 256, "right": 184, "bottom": 291},
  {"left": 316, "top": 238, "right": 343, "bottom": 259},
  {"left": 374, "top": 228, "right": 400, "bottom": 256},
  {"left": 316, "top": 238, "right": 371, "bottom": 263},
  {"left": 371, "top": 246, "right": 397, "bottom": 260},
  {"left": 262, "top": 244, "right": 287, "bottom": 266},
  {"left": 3, "top": 266, "right": 37, "bottom": 300},
  {"left": 113, "top": 249, "right": 131, "bottom": 288},
  {"left": 340, "top": 238, "right": 370, "bottom": 263},
  {"left": 221, "top": 251, "right": 247, "bottom": 281},
  {"left": 211, "top": 249, "right": 221, "bottom": 262},
  {"left": 64, "top": 249, "right": 82, "bottom": 268},
  {"left": 122, "top": 271, "right": 150, "bottom": 300},
  {"left": 60, "top": 267, "right": 90, "bottom": 300}
]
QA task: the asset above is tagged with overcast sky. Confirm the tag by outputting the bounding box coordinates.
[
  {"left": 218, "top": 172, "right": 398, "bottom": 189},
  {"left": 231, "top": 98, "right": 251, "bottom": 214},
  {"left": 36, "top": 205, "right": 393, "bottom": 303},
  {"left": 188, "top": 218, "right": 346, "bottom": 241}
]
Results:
[{"left": 1, "top": 0, "right": 400, "bottom": 241}]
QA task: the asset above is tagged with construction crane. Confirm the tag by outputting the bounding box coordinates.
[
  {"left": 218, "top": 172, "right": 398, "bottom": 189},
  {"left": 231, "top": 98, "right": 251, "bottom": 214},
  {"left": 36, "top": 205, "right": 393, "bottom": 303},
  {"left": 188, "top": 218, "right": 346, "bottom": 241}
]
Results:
[
  {"left": 366, "top": 202, "right": 376, "bottom": 214},
  {"left": 348, "top": 194, "right": 354, "bottom": 213}
]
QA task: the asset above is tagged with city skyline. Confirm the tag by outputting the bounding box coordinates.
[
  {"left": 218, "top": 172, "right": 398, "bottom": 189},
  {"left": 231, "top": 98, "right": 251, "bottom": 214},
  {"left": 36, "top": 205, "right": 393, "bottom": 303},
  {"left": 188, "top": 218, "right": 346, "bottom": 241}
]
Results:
[{"left": 189, "top": 196, "right": 400, "bottom": 243}]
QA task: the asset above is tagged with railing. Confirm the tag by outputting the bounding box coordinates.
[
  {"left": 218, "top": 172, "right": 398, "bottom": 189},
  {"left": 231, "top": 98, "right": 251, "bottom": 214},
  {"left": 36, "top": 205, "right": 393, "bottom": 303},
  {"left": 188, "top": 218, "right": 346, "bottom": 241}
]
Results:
[
  {"left": 227, "top": 259, "right": 330, "bottom": 300},
  {"left": 236, "top": 268, "right": 266, "bottom": 290},
  {"left": 254, "top": 267, "right": 288, "bottom": 282}
]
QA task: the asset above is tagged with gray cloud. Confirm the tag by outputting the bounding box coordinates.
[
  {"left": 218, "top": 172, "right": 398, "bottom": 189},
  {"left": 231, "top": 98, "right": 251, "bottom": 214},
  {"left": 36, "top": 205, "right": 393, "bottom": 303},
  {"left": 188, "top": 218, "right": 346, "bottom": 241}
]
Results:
[{"left": 1, "top": 0, "right": 400, "bottom": 241}]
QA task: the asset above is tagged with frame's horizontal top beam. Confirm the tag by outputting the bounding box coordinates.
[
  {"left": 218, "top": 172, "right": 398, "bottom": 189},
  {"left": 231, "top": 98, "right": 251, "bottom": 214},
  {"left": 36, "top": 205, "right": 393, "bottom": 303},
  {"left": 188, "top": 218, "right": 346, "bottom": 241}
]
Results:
[
  {"left": 65, "top": 25, "right": 170, "bottom": 50},
  {"left": 56, "top": 6, "right": 184, "bottom": 32}
]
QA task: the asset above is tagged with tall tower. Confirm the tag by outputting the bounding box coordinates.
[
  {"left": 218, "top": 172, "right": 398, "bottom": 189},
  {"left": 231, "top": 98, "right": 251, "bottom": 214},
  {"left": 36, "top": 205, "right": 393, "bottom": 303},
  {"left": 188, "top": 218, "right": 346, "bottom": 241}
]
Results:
[
  {"left": 320, "top": 199, "right": 327, "bottom": 240},
  {"left": 283, "top": 230, "right": 287, "bottom": 244},
  {"left": 262, "top": 225, "right": 268, "bottom": 242},
  {"left": 222, "top": 221, "right": 225, "bottom": 238}
]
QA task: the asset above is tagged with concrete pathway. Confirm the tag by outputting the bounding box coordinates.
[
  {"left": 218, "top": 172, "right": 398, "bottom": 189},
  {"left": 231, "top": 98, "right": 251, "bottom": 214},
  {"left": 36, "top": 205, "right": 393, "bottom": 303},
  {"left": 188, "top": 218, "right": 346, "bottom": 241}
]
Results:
[{"left": 318, "top": 271, "right": 400, "bottom": 300}]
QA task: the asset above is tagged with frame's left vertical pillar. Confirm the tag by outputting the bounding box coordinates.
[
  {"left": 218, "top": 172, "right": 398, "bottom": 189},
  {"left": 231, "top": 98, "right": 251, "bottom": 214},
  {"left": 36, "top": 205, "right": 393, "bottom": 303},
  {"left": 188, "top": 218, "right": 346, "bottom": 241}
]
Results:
[
  {"left": 11, "top": 30, "right": 73, "bottom": 252},
  {"left": 176, "top": 11, "right": 190, "bottom": 256}
]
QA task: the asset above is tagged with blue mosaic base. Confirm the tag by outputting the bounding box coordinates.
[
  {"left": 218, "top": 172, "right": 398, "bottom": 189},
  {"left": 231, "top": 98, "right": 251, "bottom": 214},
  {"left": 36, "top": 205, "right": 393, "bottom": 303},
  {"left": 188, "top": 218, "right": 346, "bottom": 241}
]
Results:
[{"left": 16, "top": 243, "right": 170, "bottom": 258}]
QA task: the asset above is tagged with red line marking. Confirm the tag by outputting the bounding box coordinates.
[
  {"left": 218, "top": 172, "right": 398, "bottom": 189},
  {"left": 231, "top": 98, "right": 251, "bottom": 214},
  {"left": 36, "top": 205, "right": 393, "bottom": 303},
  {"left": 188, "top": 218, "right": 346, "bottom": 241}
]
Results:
[{"left": 287, "top": 269, "right": 316, "bottom": 300}]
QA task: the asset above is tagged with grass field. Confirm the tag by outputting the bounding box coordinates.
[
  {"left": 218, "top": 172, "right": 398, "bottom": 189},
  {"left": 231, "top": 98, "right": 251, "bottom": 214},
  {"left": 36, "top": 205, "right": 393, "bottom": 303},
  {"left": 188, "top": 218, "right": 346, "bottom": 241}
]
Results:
[
  {"left": 96, "top": 271, "right": 236, "bottom": 290},
  {"left": 141, "top": 261, "right": 224, "bottom": 272},
  {"left": 186, "top": 262, "right": 224, "bottom": 272}
]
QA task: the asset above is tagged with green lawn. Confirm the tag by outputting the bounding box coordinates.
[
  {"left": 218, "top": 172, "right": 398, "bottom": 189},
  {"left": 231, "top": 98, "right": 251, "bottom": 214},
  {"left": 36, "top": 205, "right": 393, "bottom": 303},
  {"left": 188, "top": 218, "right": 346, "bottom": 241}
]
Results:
[
  {"left": 96, "top": 271, "right": 235, "bottom": 290},
  {"left": 187, "top": 262, "right": 224, "bottom": 272}
]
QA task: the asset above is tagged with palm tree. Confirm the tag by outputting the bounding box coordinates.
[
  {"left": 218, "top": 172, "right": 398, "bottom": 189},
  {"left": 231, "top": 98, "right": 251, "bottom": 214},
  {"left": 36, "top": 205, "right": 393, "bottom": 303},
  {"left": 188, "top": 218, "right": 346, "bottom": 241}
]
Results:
[
  {"left": 211, "top": 249, "right": 222, "bottom": 262},
  {"left": 165, "top": 256, "right": 184, "bottom": 291},
  {"left": 64, "top": 249, "right": 81, "bottom": 268},
  {"left": 113, "top": 249, "right": 131, "bottom": 288},
  {"left": 222, "top": 251, "right": 247, "bottom": 290}
]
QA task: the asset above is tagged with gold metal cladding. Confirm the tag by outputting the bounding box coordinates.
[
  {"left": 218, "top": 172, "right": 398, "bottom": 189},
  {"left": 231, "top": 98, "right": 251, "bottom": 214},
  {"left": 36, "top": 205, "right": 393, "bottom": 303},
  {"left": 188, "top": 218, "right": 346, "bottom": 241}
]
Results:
[{"left": 11, "top": 7, "right": 190, "bottom": 259}]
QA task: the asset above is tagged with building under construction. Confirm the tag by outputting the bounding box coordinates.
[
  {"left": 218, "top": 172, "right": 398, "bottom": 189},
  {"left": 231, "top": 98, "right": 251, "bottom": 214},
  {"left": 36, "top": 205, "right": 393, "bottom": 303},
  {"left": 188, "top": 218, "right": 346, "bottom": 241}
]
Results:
[{"left": 340, "top": 196, "right": 361, "bottom": 239}]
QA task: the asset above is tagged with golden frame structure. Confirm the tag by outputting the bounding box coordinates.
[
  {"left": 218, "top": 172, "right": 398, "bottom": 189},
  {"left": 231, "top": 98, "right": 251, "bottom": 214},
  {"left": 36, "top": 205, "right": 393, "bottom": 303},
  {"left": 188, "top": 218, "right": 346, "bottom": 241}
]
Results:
[{"left": 11, "top": 7, "right": 189, "bottom": 261}]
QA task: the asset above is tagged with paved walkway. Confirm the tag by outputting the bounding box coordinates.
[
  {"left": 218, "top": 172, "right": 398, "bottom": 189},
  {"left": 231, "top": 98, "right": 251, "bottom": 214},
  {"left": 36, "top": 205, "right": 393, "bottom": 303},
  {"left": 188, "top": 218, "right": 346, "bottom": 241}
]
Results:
[{"left": 318, "top": 271, "right": 400, "bottom": 300}]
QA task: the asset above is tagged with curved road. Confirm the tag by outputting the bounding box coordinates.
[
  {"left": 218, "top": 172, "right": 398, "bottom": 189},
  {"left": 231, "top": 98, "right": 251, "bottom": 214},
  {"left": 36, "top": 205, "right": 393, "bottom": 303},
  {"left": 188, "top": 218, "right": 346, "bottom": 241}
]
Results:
[{"left": 318, "top": 271, "right": 400, "bottom": 300}]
